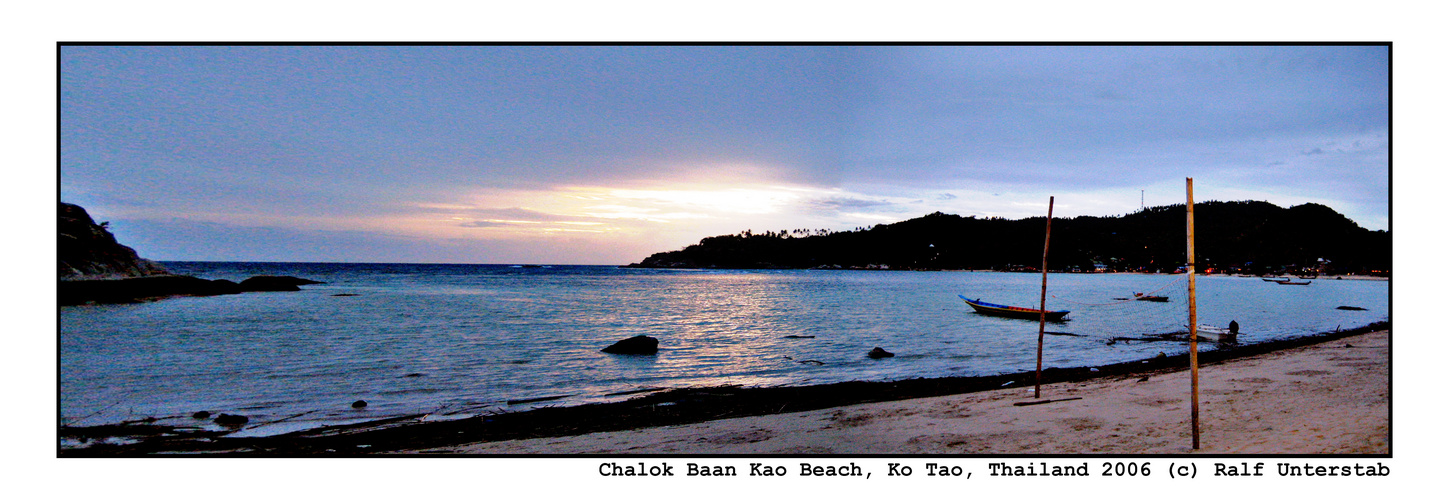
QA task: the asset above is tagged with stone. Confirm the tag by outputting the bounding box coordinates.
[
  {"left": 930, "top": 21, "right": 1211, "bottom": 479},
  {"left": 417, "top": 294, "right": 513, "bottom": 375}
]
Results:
[
  {"left": 601, "top": 335, "right": 659, "bottom": 355},
  {"left": 238, "top": 275, "right": 325, "bottom": 292},
  {"left": 59, "top": 275, "right": 243, "bottom": 305},
  {"left": 867, "top": 347, "right": 894, "bottom": 359},
  {"left": 213, "top": 413, "right": 249, "bottom": 426}
]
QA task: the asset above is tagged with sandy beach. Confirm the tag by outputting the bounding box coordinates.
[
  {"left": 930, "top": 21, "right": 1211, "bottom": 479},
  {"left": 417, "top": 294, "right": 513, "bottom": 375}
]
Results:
[
  {"left": 415, "top": 329, "right": 1388, "bottom": 455},
  {"left": 58, "top": 326, "right": 1388, "bottom": 456}
]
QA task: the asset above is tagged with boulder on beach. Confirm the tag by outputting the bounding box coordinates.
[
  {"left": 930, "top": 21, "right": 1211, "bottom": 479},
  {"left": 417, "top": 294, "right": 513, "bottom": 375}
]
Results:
[
  {"left": 602, "top": 335, "right": 659, "bottom": 355},
  {"left": 867, "top": 347, "right": 894, "bottom": 359}
]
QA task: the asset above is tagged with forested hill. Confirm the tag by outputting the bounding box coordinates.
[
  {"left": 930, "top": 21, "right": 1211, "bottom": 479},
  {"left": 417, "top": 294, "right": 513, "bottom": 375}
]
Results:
[{"left": 626, "top": 201, "right": 1389, "bottom": 275}]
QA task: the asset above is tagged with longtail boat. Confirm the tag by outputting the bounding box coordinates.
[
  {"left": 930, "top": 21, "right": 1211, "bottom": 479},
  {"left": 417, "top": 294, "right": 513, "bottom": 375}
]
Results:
[
  {"left": 958, "top": 295, "right": 1070, "bottom": 321},
  {"left": 1113, "top": 292, "right": 1169, "bottom": 302},
  {"left": 1146, "top": 325, "right": 1238, "bottom": 343},
  {"left": 1195, "top": 325, "right": 1240, "bottom": 342}
]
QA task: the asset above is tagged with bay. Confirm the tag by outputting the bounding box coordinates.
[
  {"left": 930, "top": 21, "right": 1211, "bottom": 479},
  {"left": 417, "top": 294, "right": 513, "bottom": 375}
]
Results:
[{"left": 60, "top": 263, "right": 1388, "bottom": 433}]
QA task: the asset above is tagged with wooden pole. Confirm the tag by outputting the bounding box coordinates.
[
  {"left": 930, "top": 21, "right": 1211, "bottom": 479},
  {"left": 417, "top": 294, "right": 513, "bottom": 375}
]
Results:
[
  {"left": 1035, "top": 196, "right": 1054, "bottom": 399},
  {"left": 1186, "top": 178, "right": 1200, "bottom": 449}
]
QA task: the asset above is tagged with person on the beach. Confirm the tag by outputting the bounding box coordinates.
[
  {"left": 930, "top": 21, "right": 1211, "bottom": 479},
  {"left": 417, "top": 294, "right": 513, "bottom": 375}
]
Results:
[{"left": 1229, "top": 320, "right": 1240, "bottom": 334}]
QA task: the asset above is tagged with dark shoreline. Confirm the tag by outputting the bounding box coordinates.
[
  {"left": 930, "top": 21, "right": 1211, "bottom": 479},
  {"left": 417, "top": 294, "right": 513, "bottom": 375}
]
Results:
[{"left": 59, "top": 321, "right": 1387, "bottom": 457}]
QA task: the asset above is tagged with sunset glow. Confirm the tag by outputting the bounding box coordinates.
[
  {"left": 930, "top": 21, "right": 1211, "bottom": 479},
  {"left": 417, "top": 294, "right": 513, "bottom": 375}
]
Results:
[{"left": 60, "top": 45, "right": 1388, "bottom": 264}]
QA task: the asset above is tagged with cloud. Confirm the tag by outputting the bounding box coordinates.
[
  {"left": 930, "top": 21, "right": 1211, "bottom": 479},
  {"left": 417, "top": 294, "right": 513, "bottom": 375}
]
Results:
[
  {"left": 447, "top": 207, "right": 605, "bottom": 227},
  {"left": 61, "top": 45, "right": 1389, "bottom": 262},
  {"left": 805, "top": 195, "right": 898, "bottom": 213}
]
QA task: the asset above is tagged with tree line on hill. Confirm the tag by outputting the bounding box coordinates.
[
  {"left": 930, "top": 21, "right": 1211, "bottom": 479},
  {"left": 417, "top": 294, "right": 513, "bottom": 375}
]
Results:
[{"left": 627, "top": 201, "right": 1389, "bottom": 276}]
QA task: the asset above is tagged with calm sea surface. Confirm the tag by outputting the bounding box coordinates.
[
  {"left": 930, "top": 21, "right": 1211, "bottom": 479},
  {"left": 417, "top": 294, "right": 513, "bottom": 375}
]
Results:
[{"left": 60, "top": 263, "right": 1388, "bottom": 435}]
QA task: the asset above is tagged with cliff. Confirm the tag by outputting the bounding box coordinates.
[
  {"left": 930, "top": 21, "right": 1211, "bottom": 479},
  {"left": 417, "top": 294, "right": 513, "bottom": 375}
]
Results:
[
  {"left": 58, "top": 202, "right": 322, "bottom": 304},
  {"left": 59, "top": 202, "right": 170, "bottom": 280}
]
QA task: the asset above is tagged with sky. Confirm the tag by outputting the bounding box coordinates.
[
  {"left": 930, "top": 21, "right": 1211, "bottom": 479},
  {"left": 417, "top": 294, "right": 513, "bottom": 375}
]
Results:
[{"left": 59, "top": 44, "right": 1390, "bottom": 265}]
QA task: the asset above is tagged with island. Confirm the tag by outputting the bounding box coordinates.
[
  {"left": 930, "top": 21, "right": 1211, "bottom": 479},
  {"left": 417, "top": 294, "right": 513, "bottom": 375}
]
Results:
[{"left": 628, "top": 201, "right": 1388, "bottom": 276}]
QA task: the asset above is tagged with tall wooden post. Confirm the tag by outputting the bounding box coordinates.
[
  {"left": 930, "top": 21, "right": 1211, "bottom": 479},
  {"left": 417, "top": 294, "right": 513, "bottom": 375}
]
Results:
[
  {"left": 1186, "top": 178, "right": 1200, "bottom": 449},
  {"left": 1035, "top": 196, "right": 1054, "bottom": 399}
]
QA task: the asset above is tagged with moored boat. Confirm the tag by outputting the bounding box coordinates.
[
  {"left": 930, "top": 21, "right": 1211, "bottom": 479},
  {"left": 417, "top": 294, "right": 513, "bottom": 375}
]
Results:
[
  {"left": 1194, "top": 325, "right": 1239, "bottom": 342},
  {"left": 1150, "top": 325, "right": 1239, "bottom": 343},
  {"left": 1112, "top": 292, "right": 1169, "bottom": 302},
  {"left": 1133, "top": 292, "right": 1169, "bottom": 302},
  {"left": 959, "top": 296, "right": 1070, "bottom": 321}
]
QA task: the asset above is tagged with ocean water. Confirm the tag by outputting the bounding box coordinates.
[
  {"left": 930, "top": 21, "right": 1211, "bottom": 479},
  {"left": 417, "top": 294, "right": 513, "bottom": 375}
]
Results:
[{"left": 60, "top": 263, "right": 1388, "bottom": 434}]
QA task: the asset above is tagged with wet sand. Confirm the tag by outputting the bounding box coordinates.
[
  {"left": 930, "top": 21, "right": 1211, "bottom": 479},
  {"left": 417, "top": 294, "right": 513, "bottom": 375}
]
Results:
[{"left": 416, "top": 330, "right": 1388, "bottom": 454}]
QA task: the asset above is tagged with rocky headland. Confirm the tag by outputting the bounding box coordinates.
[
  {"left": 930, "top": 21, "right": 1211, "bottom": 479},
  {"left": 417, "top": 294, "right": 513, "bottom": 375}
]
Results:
[{"left": 59, "top": 202, "right": 321, "bottom": 305}]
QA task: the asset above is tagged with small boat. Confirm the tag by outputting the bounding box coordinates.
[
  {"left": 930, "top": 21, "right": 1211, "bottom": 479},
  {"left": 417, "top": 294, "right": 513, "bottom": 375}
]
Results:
[
  {"left": 1275, "top": 280, "right": 1312, "bottom": 286},
  {"left": 959, "top": 296, "right": 1070, "bottom": 321},
  {"left": 1112, "top": 294, "right": 1168, "bottom": 302},
  {"left": 1132, "top": 292, "right": 1169, "bottom": 302},
  {"left": 1194, "top": 325, "right": 1239, "bottom": 343},
  {"left": 1150, "top": 325, "right": 1238, "bottom": 343},
  {"left": 1262, "top": 277, "right": 1290, "bottom": 282}
]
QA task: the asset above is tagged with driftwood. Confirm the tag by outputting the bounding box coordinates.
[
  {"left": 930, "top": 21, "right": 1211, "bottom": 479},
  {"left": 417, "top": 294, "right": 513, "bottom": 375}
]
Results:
[
  {"left": 1013, "top": 396, "right": 1083, "bottom": 407},
  {"left": 241, "top": 410, "right": 319, "bottom": 431},
  {"left": 507, "top": 394, "right": 574, "bottom": 405},
  {"left": 783, "top": 356, "right": 826, "bottom": 365},
  {"left": 604, "top": 387, "right": 667, "bottom": 397}
]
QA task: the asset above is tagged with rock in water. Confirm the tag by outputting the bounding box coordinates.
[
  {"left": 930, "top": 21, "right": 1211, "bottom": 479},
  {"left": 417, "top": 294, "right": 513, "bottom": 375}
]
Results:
[
  {"left": 867, "top": 347, "right": 894, "bottom": 359},
  {"left": 601, "top": 335, "right": 659, "bottom": 355},
  {"left": 214, "top": 414, "right": 249, "bottom": 426},
  {"left": 59, "top": 274, "right": 244, "bottom": 305},
  {"left": 238, "top": 275, "right": 325, "bottom": 292},
  {"left": 352, "top": 400, "right": 368, "bottom": 409}
]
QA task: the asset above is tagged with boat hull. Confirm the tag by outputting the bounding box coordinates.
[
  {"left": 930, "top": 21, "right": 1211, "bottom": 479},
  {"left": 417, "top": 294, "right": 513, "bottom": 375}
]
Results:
[
  {"left": 959, "top": 296, "right": 1070, "bottom": 321},
  {"left": 1151, "top": 326, "right": 1239, "bottom": 343},
  {"left": 1194, "top": 326, "right": 1239, "bottom": 343}
]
